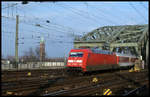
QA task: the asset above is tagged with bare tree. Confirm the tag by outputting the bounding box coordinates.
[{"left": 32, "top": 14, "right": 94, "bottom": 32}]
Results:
[
  {"left": 35, "top": 46, "right": 40, "bottom": 61},
  {"left": 28, "top": 47, "right": 37, "bottom": 61},
  {"left": 6, "top": 55, "right": 15, "bottom": 61},
  {"left": 20, "top": 46, "right": 48, "bottom": 62},
  {"left": 21, "top": 47, "right": 38, "bottom": 62}
]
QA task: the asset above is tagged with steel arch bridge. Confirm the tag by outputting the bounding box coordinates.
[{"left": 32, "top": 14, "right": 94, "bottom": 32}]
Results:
[{"left": 74, "top": 24, "right": 149, "bottom": 65}]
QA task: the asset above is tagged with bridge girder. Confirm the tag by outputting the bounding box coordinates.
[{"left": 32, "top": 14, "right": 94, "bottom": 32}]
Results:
[{"left": 74, "top": 24, "right": 148, "bottom": 56}]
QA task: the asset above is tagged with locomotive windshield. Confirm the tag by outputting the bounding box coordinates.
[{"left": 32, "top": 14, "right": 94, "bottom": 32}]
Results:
[{"left": 69, "top": 52, "right": 83, "bottom": 57}]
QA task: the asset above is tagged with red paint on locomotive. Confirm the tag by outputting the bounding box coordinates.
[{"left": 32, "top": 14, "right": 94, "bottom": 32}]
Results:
[{"left": 66, "top": 48, "right": 137, "bottom": 72}]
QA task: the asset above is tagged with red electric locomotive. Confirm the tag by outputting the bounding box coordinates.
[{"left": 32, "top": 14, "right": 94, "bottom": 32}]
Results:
[{"left": 66, "top": 48, "right": 137, "bottom": 72}]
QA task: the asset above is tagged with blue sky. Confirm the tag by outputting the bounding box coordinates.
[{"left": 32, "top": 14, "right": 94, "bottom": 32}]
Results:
[{"left": 1, "top": 1, "right": 148, "bottom": 58}]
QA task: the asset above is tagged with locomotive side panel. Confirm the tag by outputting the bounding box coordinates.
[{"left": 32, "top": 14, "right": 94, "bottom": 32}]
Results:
[
  {"left": 86, "top": 53, "right": 118, "bottom": 71},
  {"left": 105, "top": 54, "right": 117, "bottom": 65}
]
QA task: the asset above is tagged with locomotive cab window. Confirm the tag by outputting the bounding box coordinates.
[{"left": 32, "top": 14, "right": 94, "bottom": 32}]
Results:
[{"left": 69, "top": 52, "right": 83, "bottom": 57}]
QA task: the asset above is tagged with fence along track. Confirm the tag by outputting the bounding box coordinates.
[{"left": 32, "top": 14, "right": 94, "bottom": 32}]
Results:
[{"left": 2, "top": 61, "right": 65, "bottom": 71}]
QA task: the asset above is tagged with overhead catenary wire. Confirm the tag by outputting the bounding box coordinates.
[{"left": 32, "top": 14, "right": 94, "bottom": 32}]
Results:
[
  {"left": 2, "top": 15, "right": 71, "bottom": 43},
  {"left": 16, "top": 3, "right": 78, "bottom": 35},
  {"left": 129, "top": 2, "right": 147, "bottom": 22},
  {"left": 84, "top": 2, "right": 92, "bottom": 25},
  {"left": 56, "top": 3, "right": 105, "bottom": 26},
  {"left": 13, "top": 14, "right": 76, "bottom": 37},
  {"left": 2, "top": 15, "right": 70, "bottom": 36},
  {"left": 2, "top": 3, "right": 18, "bottom": 9},
  {"left": 56, "top": 3, "right": 120, "bottom": 26},
  {"left": 139, "top": 2, "right": 148, "bottom": 10},
  {"left": 89, "top": 4, "right": 125, "bottom": 25},
  {"left": 55, "top": 3, "right": 99, "bottom": 26},
  {"left": 6, "top": 2, "right": 92, "bottom": 37},
  {"left": 51, "top": 3, "right": 95, "bottom": 28},
  {"left": 90, "top": 2, "right": 141, "bottom": 25},
  {"left": 34, "top": 4, "right": 78, "bottom": 30}
]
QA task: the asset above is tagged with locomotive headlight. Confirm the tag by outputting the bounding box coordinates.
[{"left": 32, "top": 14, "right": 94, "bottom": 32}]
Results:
[
  {"left": 68, "top": 60, "right": 82, "bottom": 63},
  {"left": 76, "top": 60, "right": 82, "bottom": 63},
  {"left": 68, "top": 60, "right": 73, "bottom": 62}
]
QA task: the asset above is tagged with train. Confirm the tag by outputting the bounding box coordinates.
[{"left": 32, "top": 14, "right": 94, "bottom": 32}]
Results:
[{"left": 66, "top": 48, "right": 138, "bottom": 73}]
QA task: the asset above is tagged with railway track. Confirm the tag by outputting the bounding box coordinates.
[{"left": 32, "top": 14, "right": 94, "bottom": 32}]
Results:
[
  {"left": 2, "top": 69, "right": 66, "bottom": 82},
  {"left": 43, "top": 78, "right": 148, "bottom": 96},
  {"left": 41, "top": 70, "right": 148, "bottom": 96},
  {"left": 2, "top": 76, "right": 67, "bottom": 96},
  {"left": 2, "top": 69, "right": 67, "bottom": 96},
  {"left": 43, "top": 77, "right": 148, "bottom": 96},
  {"left": 1, "top": 69, "right": 149, "bottom": 96},
  {"left": 32, "top": 70, "right": 141, "bottom": 95}
]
